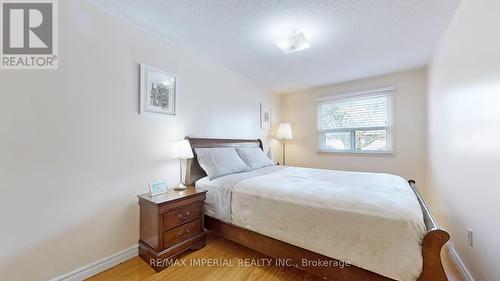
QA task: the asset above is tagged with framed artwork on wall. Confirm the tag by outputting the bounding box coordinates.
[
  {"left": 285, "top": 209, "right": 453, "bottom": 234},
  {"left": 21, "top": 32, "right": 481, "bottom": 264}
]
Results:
[
  {"left": 140, "top": 64, "right": 176, "bottom": 116},
  {"left": 260, "top": 103, "right": 272, "bottom": 129}
]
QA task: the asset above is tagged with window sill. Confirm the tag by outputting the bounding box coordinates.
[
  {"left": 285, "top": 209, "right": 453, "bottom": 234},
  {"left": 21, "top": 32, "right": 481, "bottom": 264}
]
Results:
[{"left": 317, "top": 150, "right": 395, "bottom": 157}]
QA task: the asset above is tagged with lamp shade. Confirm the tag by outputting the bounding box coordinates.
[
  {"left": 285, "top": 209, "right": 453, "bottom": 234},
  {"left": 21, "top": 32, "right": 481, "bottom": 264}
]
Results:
[
  {"left": 173, "top": 140, "right": 194, "bottom": 159},
  {"left": 277, "top": 123, "right": 293, "bottom": 139}
]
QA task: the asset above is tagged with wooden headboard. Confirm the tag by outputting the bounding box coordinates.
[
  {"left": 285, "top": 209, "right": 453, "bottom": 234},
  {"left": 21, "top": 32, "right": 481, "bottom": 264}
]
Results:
[{"left": 184, "top": 137, "right": 263, "bottom": 186}]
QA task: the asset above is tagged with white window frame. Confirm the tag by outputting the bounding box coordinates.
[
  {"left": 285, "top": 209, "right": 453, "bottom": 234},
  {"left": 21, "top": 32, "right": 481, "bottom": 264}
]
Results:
[{"left": 316, "top": 87, "right": 395, "bottom": 155}]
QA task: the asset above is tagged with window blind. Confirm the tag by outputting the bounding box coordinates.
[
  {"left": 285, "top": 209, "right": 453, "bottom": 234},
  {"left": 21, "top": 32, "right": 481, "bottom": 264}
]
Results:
[
  {"left": 319, "top": 95, "right": 389, "bottom": 130},
  {"left": 317, "top": 92, "right": 393, "bottom": 153}
]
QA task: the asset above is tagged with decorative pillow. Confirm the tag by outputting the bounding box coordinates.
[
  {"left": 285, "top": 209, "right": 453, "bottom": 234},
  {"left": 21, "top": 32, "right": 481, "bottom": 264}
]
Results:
[
  {"left": 195, "top": 147, "right": 250, "bottom": 180},
  {"left": 235, "top": 147, "right": 275, "bottom": 170}
]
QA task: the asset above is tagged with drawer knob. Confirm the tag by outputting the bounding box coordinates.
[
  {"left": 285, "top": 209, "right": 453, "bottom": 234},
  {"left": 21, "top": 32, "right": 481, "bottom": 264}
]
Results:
[
  {"left": 178, "top": 211, "right": 190, "bottom": 220},
  {"left": 181, "top": 228, "right": 191, "bottom": 237}
]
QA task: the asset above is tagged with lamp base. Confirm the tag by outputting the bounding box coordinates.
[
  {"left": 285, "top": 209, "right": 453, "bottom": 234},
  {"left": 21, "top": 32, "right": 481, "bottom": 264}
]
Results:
[{"left": 174, "top": 183, "right": 189, "bottom": 191}]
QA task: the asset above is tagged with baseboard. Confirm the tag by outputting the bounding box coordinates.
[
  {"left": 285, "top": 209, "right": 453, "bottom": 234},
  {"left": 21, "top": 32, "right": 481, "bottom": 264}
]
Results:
[
  {"left": 49, "top": 245, "right": 138, "bottom": 281},
  {"left": 447, "top": 243, "right": 475, "bottom": 281}
]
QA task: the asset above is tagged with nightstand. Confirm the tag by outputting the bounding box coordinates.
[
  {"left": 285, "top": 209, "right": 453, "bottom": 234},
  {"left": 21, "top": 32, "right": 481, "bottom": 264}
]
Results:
[{"left": 137, "top": 187, "right": 207, "bottom": 272}]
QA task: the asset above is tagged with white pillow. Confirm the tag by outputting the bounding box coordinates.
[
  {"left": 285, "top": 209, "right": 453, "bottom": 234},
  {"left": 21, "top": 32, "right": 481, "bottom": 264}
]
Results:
[
  {"left": 195, "top": 147, "right": 250, "bottom": 180},
  {"left": 235, "top": 147, "right": 275, "bottom": 170}
]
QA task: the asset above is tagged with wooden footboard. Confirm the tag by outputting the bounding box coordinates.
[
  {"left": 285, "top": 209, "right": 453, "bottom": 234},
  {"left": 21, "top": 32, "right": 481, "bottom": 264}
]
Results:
[
  {"left": 205, "top": 180, "right": 450, "bottom": 281},
  {"left": 409, "top": 180, "right": 450, "bottom": 281}
]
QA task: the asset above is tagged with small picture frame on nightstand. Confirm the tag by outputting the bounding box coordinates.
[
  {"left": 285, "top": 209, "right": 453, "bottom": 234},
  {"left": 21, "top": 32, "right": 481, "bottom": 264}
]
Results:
[{"left": 149, "top": 180, "right": 167, "bottom": 197}]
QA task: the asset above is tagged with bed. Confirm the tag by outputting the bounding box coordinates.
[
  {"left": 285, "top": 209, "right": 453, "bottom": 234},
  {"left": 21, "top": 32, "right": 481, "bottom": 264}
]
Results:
[{"left": 185, "top": 137, "right": 450, "bottom": 281}]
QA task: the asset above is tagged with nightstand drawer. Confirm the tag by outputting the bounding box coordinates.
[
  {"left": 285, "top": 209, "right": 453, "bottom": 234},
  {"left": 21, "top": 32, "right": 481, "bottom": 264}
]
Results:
[
  {"left": 138, "top": 187, "right": 206, "bottom": 272},
  {"left": 163, "top": 219, "right": 202, "bottom": 249},
  {"left": 163, "top": 202, "right": 202, "bottom": 230}
]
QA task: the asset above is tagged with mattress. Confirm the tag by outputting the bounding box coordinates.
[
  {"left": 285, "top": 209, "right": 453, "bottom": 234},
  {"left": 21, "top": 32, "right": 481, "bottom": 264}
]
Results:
[
  {"left": 195, "top": 175, "right": 218, "bottom": 218},
  {"left": 195, "top": 166, "right": 426, "bottom": 281}
]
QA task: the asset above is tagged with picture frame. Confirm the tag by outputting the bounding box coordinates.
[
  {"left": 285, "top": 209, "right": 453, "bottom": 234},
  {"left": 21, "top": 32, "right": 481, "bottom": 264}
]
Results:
[
  {"left": 140, "top": 64, "right": 176, "bottom": 116},
  {"left": 149, "top": 179, "right": 168, "bottom": 197},
  {"left": 260, "top": 103, "right": 272, "bottom": 129}
]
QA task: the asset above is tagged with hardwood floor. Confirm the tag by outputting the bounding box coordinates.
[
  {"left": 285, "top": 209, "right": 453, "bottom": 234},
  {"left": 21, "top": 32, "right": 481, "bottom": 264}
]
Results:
[
  {"left": 88, "top": 232, "right": 463, "bottom": 281},
  {"left": 88, "top": 233, "right": 322, "bottom": 281}
]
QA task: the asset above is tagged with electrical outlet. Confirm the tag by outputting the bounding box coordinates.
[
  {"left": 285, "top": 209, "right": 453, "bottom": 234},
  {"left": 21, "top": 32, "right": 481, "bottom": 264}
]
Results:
[{"left": 467, "top": 228, "right": 473, "bottom": 247}]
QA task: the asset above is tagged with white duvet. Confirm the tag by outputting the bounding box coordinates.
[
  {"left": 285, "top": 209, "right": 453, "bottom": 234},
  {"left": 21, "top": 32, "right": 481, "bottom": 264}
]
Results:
[{"left": 196, "top": 166, "right": 426, "bottom": 281}]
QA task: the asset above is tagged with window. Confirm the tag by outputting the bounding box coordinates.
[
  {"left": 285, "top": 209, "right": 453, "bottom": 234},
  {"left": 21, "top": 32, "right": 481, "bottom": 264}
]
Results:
[{"left": 317, "top": 88, "right": 393, "bottom": 153}]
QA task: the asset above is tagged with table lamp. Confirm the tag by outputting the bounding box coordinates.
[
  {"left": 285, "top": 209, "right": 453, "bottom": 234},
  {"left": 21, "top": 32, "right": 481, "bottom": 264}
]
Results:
[
  {"left": 276, "top": 123, "right": 293, "bottom": 165},
  {"left": 173, "top": 140, "right": 194, "bottom": 190}
]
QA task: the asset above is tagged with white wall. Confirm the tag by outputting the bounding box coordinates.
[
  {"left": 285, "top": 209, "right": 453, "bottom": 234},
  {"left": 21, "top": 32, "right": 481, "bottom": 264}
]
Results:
[
  {"left": 428, "top": 0, "right": 500, "bottom": 280},
  {"left": 281, "top": 68, "right": 428, "bottom": 185},
  {"left": 0, "top": 1, "right": 280, "bottom": 280}
]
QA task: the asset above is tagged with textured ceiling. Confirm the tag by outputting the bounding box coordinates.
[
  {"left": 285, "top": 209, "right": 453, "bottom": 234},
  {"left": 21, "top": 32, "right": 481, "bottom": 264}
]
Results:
[{"left": 90, "top": 0, "right": 460, "bottom": 93}]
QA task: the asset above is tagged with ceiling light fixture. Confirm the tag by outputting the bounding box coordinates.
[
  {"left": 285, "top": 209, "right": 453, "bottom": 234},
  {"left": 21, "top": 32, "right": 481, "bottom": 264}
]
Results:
[{"left": 275, "top": 30, "right": 311, "bottom": 54}]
